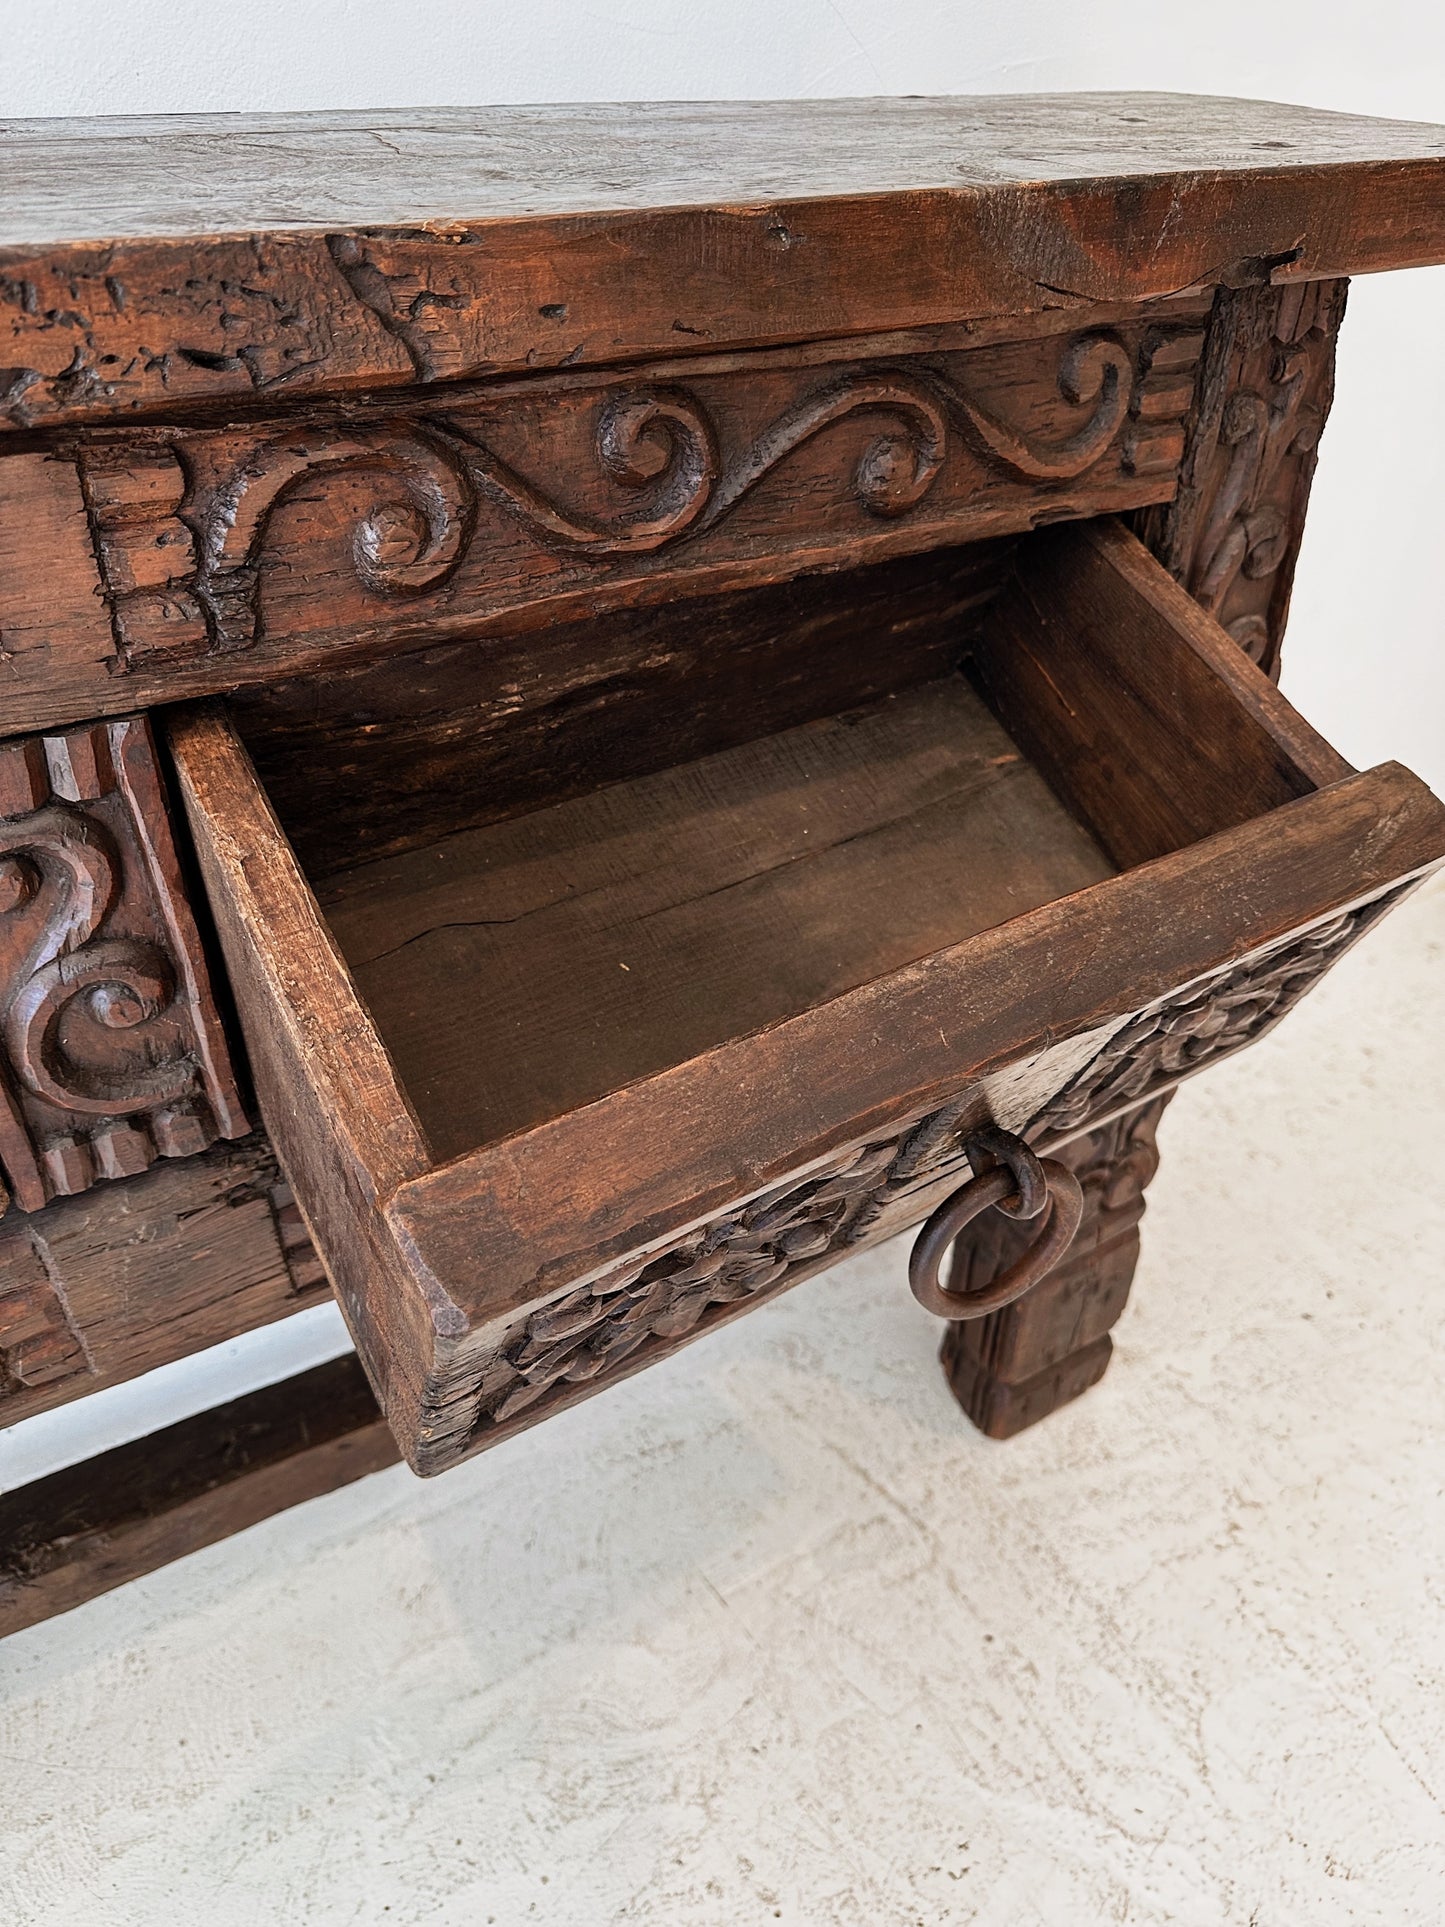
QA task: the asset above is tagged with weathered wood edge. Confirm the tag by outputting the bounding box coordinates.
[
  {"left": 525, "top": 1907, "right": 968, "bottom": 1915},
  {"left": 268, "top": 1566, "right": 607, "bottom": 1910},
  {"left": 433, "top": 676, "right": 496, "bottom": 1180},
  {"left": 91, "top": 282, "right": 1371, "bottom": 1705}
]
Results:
[
  {"left": 969, "top": 517, "right": 1354, "bottom": 868},
  {"left": 2, "top": 109, "right": 1443, "bottom": 430},
  {"left": 0, "top": 1133, "right": 330, "bottom": 1430},
  {"left": 165, "top": 703, "right": 453, "bottom": 1462},
  {"left": 9, "top": 96, "right": 1445, "bottom": 239}
]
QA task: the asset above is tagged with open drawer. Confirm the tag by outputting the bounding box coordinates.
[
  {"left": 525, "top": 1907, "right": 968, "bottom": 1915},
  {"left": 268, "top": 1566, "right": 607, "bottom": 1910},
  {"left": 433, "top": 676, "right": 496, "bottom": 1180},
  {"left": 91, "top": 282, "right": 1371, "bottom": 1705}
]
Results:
[{"left": 166, "top": 520, "right": 1445, "bottom": 1474}]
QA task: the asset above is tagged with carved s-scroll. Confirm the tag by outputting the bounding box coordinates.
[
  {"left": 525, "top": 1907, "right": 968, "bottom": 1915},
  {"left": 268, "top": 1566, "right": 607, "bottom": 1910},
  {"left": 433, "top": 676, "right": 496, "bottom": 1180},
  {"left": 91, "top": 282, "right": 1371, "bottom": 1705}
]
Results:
[
  {"left": 950, "top": 333, "right": 1133, "bottom": 481},
  {"left": 186, "top": 425, "right": 477, "bottom": 652},
  {"left": 81, "top": 322, "right": 1179, "bottom": 665},
  {"left": 298, "top": 332, "right": 1133, "bottom": 561},
  {"left": 0, "top": 722, "right": 247, "bottom": 1214},
  {"left": 7, "top": 934, "right": 192, "bottom": 1117},
  {"left": 0, "top": 804, "right": 192, "bottom": 1115}
]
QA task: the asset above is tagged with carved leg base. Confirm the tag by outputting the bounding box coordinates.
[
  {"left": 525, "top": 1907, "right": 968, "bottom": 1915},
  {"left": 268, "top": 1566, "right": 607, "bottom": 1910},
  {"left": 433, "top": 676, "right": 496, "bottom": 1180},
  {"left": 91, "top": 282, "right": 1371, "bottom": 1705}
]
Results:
[
  {"left": 938, "top": 1096, "right": 1170, "bottom": 1440},
  {"left": 942, "top": 1332, "right": 1116, "bottom": 1440}
]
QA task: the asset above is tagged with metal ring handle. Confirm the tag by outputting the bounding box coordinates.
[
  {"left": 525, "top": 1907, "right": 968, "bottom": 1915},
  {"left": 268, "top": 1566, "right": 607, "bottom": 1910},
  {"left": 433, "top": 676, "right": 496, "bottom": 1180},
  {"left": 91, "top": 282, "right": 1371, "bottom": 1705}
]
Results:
[
  {"left": 908, "top": 1157, "right": 1085, "bottom": 1320},
  {"left": 963, "top": 1123, "right": 1049, "bottom": 1221}
]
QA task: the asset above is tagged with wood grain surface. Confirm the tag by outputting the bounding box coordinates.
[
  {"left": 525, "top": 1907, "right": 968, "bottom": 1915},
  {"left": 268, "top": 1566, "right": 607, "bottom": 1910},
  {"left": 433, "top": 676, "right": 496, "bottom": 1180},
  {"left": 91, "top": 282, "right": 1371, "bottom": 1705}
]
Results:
[
  {"left": 232, "top": 539, "right": 1019, "bottom": 876},
  {"left": 323, "top": 677, "right": 1115, "bottom": 1160},
  {"left": 3, "top": 96, "right": 1443, "bottom": 429},
  {"left": 5, "top": 858, "right": 1442, "bottom": 1918},
  {"left": 9, "top": 95, "right": 1445, "bottom": 240},
  {"left": 972, "top": 517, "right": 1353, "bottom": 868},
  {"left": 0, "top": 1134, "right": 328, "bottom": 1428},
  {"left": 1132, "top": 278, "right": 1349, "bottom": 680}
]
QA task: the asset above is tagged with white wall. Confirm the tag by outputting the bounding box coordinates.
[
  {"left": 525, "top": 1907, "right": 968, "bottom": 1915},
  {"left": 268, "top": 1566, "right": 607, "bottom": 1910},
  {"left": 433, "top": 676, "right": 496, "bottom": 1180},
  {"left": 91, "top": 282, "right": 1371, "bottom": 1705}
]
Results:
[
  {"left": 0, "top": 5, "right": 1441, "bottom": 1478},
  {"left": 1, "top": 0, "right": 1441, "bottom": 125}
]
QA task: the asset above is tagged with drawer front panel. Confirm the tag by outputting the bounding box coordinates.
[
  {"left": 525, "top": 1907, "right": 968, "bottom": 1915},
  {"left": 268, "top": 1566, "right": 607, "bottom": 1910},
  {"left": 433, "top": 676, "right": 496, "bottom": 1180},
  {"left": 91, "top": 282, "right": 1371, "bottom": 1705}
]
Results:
[
  {"left": 418, "top": 876, "right": 1412, "bottom": 1460},
  {"left": 2, "top": 303, "right": 1206, "bottom": 733}
]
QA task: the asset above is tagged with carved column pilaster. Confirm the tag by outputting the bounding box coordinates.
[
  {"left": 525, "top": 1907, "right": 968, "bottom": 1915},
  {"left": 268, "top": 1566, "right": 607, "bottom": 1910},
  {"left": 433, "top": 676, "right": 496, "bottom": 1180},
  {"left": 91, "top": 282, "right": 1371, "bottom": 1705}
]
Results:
[
  {"left": 1134, "top": 277, "right": 1348, "bottom": 680},
  {"left": 0, "top": 715, "right": 247, "bottom": 1214}
]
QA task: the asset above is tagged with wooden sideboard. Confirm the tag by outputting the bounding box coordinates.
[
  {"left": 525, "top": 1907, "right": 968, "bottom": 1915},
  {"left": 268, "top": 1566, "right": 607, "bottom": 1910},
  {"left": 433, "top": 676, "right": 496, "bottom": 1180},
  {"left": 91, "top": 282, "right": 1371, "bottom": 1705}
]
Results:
[{"left": 2, "top": 94, "right": 1444, "bottom": 1632}]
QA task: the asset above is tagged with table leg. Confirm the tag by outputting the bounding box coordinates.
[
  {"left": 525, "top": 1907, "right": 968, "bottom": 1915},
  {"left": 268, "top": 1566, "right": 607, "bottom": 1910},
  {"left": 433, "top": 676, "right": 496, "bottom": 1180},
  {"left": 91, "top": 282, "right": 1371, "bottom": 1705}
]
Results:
[{"left": 939, "top": 1095, "right": 1171, "bottom": 1438}]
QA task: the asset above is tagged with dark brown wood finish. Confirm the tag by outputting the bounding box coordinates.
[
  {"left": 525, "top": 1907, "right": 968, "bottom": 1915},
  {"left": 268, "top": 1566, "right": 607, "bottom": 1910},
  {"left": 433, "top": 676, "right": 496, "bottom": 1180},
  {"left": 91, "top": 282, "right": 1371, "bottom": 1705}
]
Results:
[
  {"left": 229, "top": 537, "right": 1020, "bottom": 876},
  {"left": 969, "top": 516, "right": 1351, "bottom": 869},
  {"left": 0, "top": 1135, "right": 327, "bottom": 1426},
  {"left": 941, "top": 1096, "right": 1171, "bottom": 1436},
  {"left": 322, "top": 676, "right": 1117, "bottom": 1161},
  {"left": 166, "top": 524, "right": 1445, "bottom": 1473},
  {"left": 947, "top": 274, "right": 1357, "bottom": 1436},
  {"left": 0, "top": 714, "right": 247, "bottom": 1214},
  {"left": 1134, "top": 277, "right": 1348, "bottom": 679},
  {"left": 3, "top": 96, "right": 1443, "bottom": 432},
  {"left": 2, "top": 302, "right": 1206, "bottom": 733},
  {"left": 0, "top": 1354, "right": 397, "bottom": 1638},
  {"left": 3, "top": 95, "right": 1444, "bottom": 1629}
]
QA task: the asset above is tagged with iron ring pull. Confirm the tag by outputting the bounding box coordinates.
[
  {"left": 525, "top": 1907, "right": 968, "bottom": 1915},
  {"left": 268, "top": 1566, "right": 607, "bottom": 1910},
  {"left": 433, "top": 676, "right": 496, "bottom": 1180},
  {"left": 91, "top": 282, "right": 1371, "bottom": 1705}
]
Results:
[{"left": 908, "top": 1126, "right": 1085, "bottom": 1321}]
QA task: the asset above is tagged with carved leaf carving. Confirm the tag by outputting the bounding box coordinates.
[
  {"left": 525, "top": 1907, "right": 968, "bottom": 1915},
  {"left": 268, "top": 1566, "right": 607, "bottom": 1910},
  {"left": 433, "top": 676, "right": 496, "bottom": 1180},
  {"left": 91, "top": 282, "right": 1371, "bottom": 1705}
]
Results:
[
  {"left": 1135, "top": 278, "right": 1346, "bottom": 677},
  {"left": 1027, "top": 892, "right": 1401, "bottom": 1143},
  {"left": 471, "top": 890, "right": 1401, "bottom": 1440}
]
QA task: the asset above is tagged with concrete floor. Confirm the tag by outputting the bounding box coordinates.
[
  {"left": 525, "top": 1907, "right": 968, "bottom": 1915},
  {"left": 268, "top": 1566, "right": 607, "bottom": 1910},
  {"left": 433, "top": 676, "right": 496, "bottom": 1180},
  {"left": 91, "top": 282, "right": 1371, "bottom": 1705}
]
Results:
[{"left": 2, "top": 874, "right": 1443, "bottom": 1926}]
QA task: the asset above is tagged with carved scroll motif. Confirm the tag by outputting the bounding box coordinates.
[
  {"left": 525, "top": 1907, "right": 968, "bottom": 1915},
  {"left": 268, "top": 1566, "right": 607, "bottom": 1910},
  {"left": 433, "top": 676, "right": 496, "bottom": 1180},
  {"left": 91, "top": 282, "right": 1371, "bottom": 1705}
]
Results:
[
  {"left": 1135, "top": 279, "right": 1347, "bottom": 678},
  {"left": 76, "top": 320, "right": 1202, "bottom": 666},
  {"left": 0, "top": 721, "right": 248, "bottom": 1214}
]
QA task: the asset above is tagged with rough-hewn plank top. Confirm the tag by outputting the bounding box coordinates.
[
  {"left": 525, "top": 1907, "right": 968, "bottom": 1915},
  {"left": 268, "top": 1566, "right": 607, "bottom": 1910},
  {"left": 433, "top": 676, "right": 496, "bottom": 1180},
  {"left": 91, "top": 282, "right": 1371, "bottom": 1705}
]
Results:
[
  {"left": 5, "top": 94, "right": 1445, "bottom": 241},
  {"left": 3, "top": 94, "right": 1443, "bottom": 430}
]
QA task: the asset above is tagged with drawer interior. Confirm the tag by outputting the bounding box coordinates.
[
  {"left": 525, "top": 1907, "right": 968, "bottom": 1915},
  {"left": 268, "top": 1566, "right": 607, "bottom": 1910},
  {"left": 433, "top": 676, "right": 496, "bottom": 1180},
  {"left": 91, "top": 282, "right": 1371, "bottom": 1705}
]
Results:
[
  {"left": 311, "top": 677, "right": 1115, "bottom": 1161},
  {"left": 224, "top": 515, "right": 1349, "bottom": 1169}
]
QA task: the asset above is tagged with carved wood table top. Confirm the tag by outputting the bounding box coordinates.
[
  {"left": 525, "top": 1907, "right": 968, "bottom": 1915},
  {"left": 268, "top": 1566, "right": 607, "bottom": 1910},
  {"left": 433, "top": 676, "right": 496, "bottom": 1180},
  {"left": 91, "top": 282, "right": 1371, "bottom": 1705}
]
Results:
[{"left": 1, "top": 94, "right": 1444, "bottom": 1635}]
